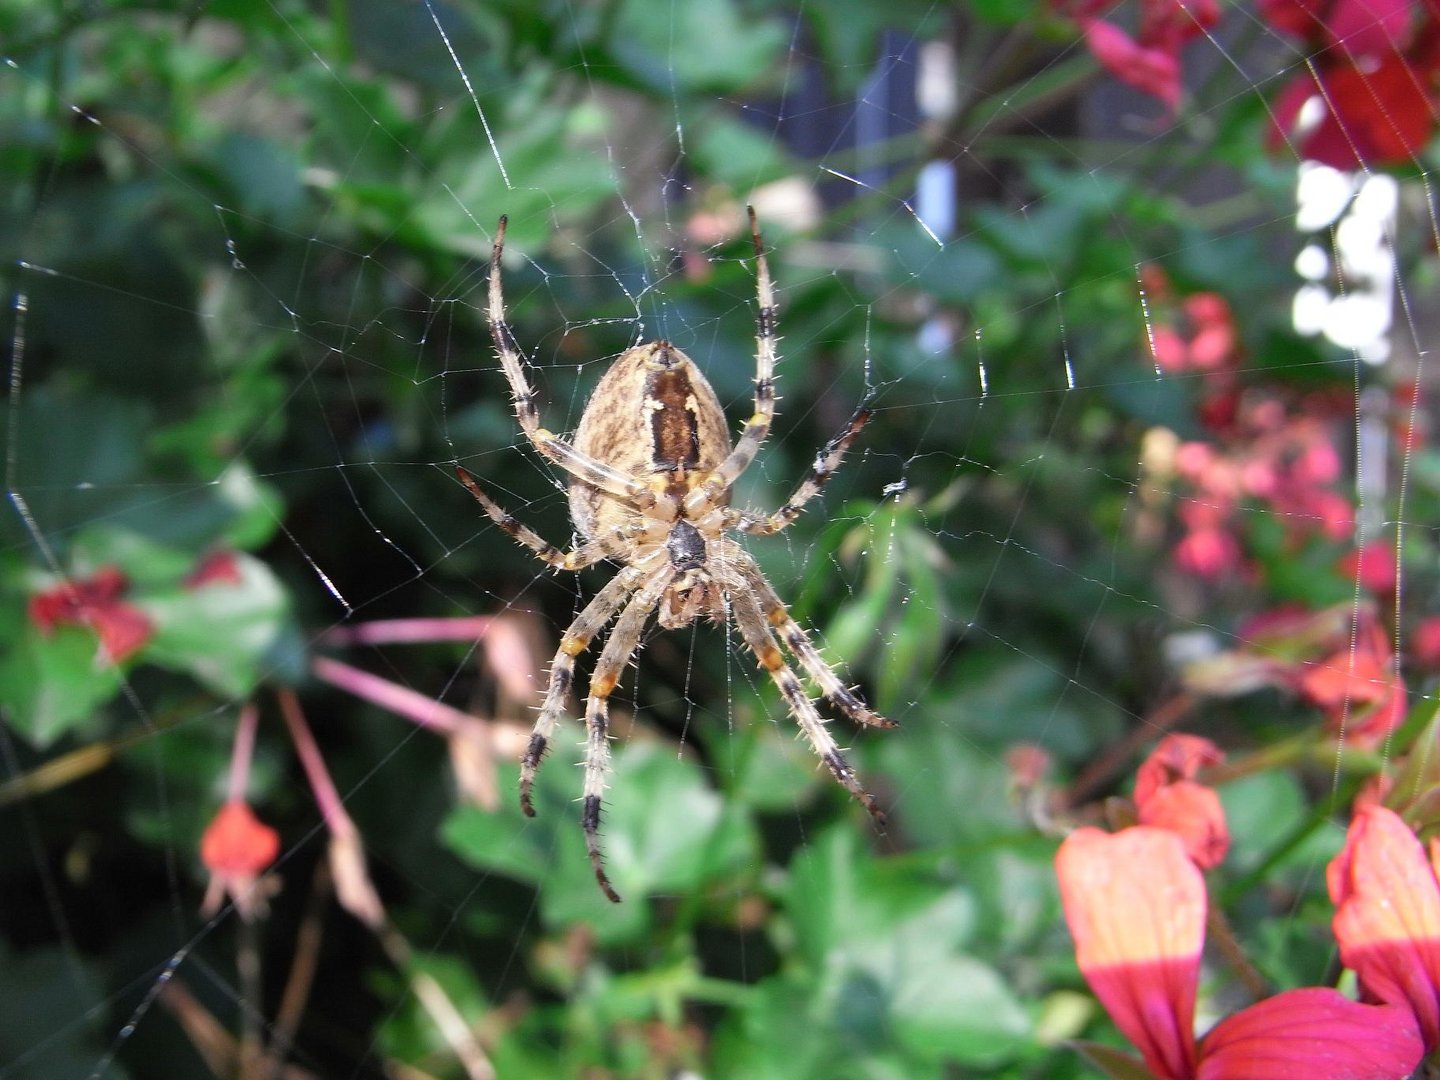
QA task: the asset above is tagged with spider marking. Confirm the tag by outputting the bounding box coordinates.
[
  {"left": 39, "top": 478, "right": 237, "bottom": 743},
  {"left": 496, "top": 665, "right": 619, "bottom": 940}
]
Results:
[{"left": 458, "top": 209, "right": 893, "bottom": 902}]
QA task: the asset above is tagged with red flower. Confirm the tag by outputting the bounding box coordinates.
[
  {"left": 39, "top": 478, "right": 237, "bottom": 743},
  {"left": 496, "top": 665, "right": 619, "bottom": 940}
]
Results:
[
  {"left": 1261, "top": 0, "right": 1416, "bottom": 54},
  {"left": 1057, "top": 825, "right": 1423, "bottom": 1079},
  {"left": 1196, "top": 987, "right": 1422, "bottom": 1079},
  {"left": 200, "top": 799, "right": 281, "bottom": 920},
  {"left": 28, "top": 566, "right": 154, "bottom": 664},
  {"left": 1297, "top": 616, "right": 1407, "bottom": 746},
  {"left": 183, "top": 550, "right": 244, "bottom": 589},
  {"left": 1134, "top": 735, "right": 1230, "bottom": 868},
  {"left": 1057, "top": 827, "right": 1204, "bottom": 1079},
  {"left": 1265, "top": 0, "right": 1438, "bottom": 168},
  {"left": 1329, "top": 804, "right": 1440, "bottom": 1048}
]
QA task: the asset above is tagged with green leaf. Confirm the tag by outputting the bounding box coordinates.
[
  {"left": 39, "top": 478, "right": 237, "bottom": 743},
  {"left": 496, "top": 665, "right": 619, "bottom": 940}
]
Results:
[
  {"left": 443, "top": 743, "right": 756, "bottom": 940},
  {"left": 758, "top": 829, "right": 1030, "bottom": 1069},
  {"left": 0, "top": 945, "right": 131, "bottom": 1079},
  {"left": 1072, "top": 1041, "right": 1157, "bottom": 1080},
  {"left": 0, "top": 626, "right": 125, "bottom": 748},
  {"left": 688, "top": 113, "right": 791, "bottom": 188},
  {"left": 143, "top": 552, "right": 291, "bottom": 698},
  {"left": 610, "top": 0, "right": 787, "bottom": 94}
]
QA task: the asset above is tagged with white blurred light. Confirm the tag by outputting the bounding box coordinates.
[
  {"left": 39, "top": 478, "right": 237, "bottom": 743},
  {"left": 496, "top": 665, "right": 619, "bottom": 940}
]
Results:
[
  {"left": 1323, "top": 293, "right": 1390, "bottom": 348},
  {"left": 1290, "top": 165, "right": 1394, "bottom": 358},
  {"left": 1294, "top": 244, "right": 1329, "bottom": 280},
  {"left": 1295, "top": 164, "right": 1354, "bottom": 231},
  {"left": 1354, "top": 174, "right": 1398, "bottom": 219},
  {"left": 1292, "top": 284, "right": 1331, "bottom": 335}
]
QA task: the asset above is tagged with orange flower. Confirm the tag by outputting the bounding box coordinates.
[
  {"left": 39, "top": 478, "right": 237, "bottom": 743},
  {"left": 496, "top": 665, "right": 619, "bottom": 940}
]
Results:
[
  {"left": 1329, "top": 804, "right": 1440, "bottom": 1048},
  {"left": 1058, "top": 825, "right": 1423, "bottom": 1079},
  {"left": 1134, "top": 735, "right": 1229, "bottom": 870},
  {"left": 200, "top": 800, "right": 280, "bottom": 920}
]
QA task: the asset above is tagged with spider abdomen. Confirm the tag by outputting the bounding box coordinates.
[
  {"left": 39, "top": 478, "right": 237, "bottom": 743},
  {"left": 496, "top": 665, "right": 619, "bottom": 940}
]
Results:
[{"left": 569, "top": 342, "right": 733, "bottom": 540}]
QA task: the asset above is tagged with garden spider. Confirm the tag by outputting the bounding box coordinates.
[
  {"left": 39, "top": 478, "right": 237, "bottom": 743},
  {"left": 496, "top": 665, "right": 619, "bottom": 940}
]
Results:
[{"left": 457, "top": 209, "right": 894, "bottom": 902}]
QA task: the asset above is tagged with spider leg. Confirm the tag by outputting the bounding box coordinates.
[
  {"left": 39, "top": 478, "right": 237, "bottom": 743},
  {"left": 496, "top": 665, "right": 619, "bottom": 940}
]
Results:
[
  {"left": 735, "top": 404, "right": 872, "bottom": 536},
  {"left": 487, "top": 217, "right": 659, "bottom": 509},
  {"left": 728, "top": 587, "right": 887, "bottom": 826},
  {"left": 731, "top": 554, "right": 895, "bottom": 730},
  {"left": 688, "top": 207, "right": 778, "bottom": 508},
  {"left": 456, "top": 465, "right": 628, "bottom": 570},
  {"left": 520, "top": 565, "right": 648, "bottom": 817},
  {"left": 578, "top": 565, "right": 674, "bottom": 903}
]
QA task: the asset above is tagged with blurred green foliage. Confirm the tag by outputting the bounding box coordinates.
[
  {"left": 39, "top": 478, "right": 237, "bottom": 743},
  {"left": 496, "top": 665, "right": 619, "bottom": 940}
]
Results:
[{"left": 1, "top": 0, "right": 1435, "bottom": 1077}]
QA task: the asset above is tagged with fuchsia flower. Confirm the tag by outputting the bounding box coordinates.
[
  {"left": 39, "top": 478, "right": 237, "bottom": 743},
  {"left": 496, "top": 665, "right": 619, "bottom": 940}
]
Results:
[
  {"left": 1329, "top": 803, "right": 1440, "bottom": 1049},
  {"left": 200, "top": 800, "right": 281, "bottom": 920},
  {"left": 200, "top": 704, "right": 280, "bottom": 920},
  {"left": 28, "top": 566, "right": 154, "bottom": 664},
  {"left": 1056, "top": 826, "right": 1423, "bottom": 1079}
]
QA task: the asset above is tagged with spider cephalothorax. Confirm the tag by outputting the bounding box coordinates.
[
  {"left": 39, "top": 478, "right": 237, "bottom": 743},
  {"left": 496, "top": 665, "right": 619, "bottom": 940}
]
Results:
[{"left": 457, "top": 210, "right": 894, "bottom": 902}]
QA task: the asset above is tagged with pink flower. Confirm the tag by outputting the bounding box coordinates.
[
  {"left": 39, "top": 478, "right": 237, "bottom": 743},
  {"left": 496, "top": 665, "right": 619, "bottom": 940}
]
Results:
[
  {"left": 1085, "top": 18, "right": 1185, "bottom": 109},
  {"left": 1068, "top": 0, "right": 1222, "bottom": 111},
  {"left": 1411, "top": 616, "right": 1440, "bottom": 669},
  {"left": 1338, "top": 541, "right": 1398, "bottom": 596},
  {"left": 1056, "top": 826, "right": 1422, "bottom": 1079},
  {"left": 1174, "top": 525, "right": 1242, "bottom": 579}
]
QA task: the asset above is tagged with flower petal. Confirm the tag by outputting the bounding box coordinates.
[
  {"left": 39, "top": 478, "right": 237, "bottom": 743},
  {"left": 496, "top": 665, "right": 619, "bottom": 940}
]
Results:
[
  {"left": 1196, "top": 988, "right": 1423, "bottom": 1080},
  {"left": 1138, "top": 780, "right": 1230, "bottom": 870},
  {"left": 1057, "top": 827, "right": 1204, "bottom": 1078},
  {"left": 201, "top": 800, "right": 280, "bottom": 875},
  {"left": 1084, "top": 18, "right": 1183, "bottom": 110},
  {"left": 1329, "top": 804, "right": 1440, "bottom": 1047}
]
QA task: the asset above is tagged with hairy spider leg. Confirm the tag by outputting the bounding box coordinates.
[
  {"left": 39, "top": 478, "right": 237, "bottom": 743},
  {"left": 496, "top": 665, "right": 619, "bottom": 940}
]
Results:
[
  {"left": 580, "top": 566, "right": 676, "bottom": 903},
  {"left": 727, "top": 585, "right": 887, "bottom": 825},
  {"left": 487, "top": 216, "right": 660, "bottom": 512},
  {"left": 734, "top": 404, "right": 873, "bottom": 536},
  {"left": 727, "top": 549, "right": 895, "bottom": 730},
  {"left": 686, "top": 206, "right": 778, "bottom": 512},
  {"left": 519, "top": 565, "right": 651, "bottom": 817},
  {"left": 456, "top": 466, "right": 611, "bottom": 571}
]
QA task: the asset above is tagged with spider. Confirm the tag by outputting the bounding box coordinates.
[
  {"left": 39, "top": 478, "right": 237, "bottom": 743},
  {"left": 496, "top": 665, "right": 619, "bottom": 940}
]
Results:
[{"left": 457, "top": 209, "right": 894, "bottom": 902}]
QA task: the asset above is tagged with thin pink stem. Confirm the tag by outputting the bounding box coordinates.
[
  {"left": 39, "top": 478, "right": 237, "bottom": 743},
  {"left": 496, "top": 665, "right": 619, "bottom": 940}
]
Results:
[
  {"left": 321, "top": 616, "right": 497, "bottom": 647},
  {"left": 226, "top": 702, "right": 260, "bottom": 802},
  {"left": 310, "top": 656, "right": 477, "bottom": 736},
  {"left": 276, "top": 689, "right": 355, "bottom": 839}
]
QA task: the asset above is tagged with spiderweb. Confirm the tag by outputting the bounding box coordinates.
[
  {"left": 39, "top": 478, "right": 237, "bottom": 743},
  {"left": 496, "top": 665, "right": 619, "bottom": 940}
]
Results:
[{"left": 1, "top": 1, "right": 1435, "bottom": 1076}]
